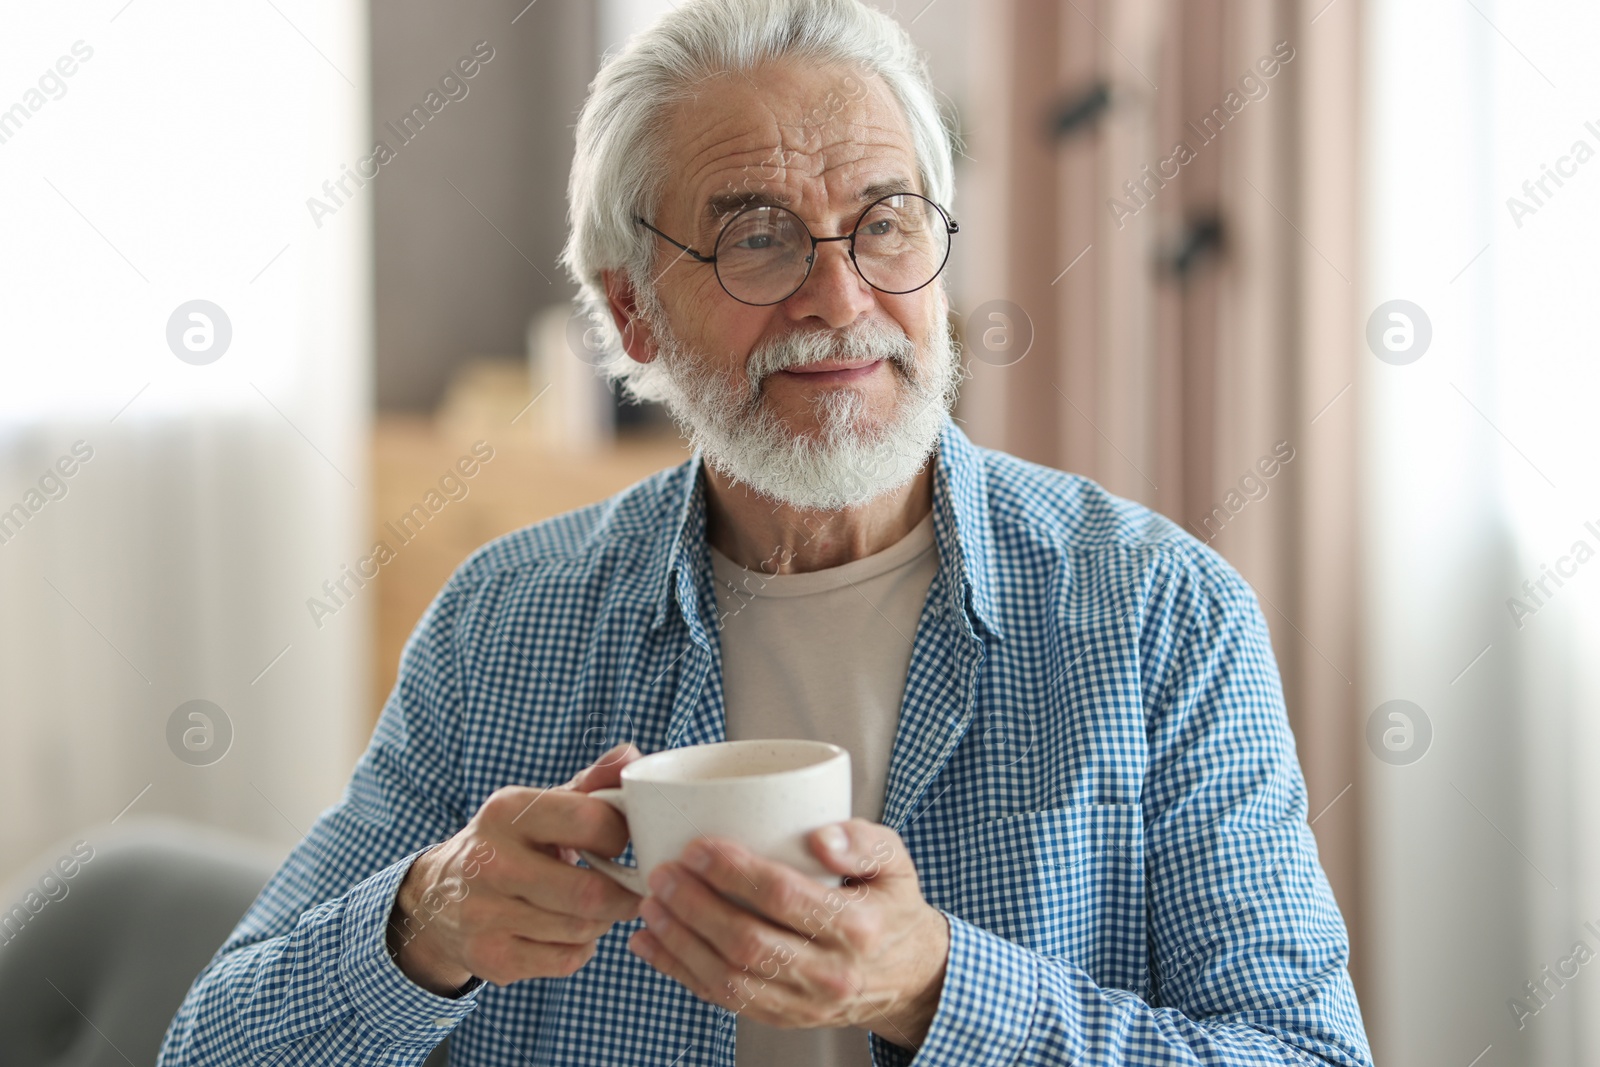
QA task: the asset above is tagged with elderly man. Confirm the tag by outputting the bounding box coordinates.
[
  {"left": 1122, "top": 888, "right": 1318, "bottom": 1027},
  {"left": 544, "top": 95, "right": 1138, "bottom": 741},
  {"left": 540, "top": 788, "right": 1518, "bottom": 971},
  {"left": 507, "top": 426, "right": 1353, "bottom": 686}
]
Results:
[{"left": 160, "top": 0, "right": 1372, "bottom": 1064}]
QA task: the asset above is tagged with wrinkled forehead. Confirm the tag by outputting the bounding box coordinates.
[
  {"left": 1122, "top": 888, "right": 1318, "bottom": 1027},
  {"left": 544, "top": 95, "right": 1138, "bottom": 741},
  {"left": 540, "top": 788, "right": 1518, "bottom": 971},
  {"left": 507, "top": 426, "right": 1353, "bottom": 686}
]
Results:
[{"left": 657, "top": 59, "right": 922, "bottom": 242}]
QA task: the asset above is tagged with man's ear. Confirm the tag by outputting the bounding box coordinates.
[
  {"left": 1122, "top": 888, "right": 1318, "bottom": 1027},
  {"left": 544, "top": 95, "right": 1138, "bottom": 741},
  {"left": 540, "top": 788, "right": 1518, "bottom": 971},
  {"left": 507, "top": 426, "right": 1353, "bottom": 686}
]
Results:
[{"left": 602, "top": 269, "right": 659, "bottom": 365}]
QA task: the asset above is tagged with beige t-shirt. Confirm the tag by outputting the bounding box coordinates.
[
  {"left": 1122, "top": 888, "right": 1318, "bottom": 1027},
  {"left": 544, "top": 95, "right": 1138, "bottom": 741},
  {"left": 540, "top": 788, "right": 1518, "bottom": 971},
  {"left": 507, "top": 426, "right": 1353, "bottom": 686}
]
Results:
[{"left": 707, "top": 509, "right": 939, "bottom": 1067}]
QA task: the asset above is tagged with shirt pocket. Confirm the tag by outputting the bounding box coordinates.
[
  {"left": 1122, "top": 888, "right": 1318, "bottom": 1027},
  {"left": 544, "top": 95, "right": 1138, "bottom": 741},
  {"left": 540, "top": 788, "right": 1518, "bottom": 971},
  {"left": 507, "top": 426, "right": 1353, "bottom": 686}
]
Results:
[{"left": 952, "top": 802, "right": 1147, "bottom": 994}]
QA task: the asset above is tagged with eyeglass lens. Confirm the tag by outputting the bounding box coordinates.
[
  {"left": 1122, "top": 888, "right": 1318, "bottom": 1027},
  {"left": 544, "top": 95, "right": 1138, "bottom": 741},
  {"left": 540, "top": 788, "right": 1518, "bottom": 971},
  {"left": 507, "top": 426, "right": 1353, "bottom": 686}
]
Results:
[{"left": 712, "top": 194, "right": 950, "bottom": 305}]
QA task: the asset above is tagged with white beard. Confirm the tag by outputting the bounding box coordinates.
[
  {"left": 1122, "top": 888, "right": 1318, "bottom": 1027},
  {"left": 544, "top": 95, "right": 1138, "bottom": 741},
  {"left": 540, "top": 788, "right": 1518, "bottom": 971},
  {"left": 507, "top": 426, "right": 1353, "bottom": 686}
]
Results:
[{"left": 637, "top": 296, "right": 962, "bottom": 511}]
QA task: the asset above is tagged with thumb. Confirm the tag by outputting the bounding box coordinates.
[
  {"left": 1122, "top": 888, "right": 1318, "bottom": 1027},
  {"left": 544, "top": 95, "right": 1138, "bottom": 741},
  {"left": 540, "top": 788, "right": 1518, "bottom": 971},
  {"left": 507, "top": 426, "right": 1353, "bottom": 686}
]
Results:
[
  {"left": 566, "top": 742, "right": 641, "bottom": 793},
  {"left": 810, "top": 818, "right": 908, "bottom": 882}
]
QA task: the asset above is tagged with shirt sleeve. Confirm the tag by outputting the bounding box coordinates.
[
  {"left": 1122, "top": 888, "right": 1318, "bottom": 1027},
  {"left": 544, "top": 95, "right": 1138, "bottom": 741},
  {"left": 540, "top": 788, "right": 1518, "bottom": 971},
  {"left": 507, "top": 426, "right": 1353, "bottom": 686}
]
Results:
[
  {"left": 157, "top": 576, "right": 488, "bottom": 1066},
  {"left": 869, "top": 552, "right": 1374, "bottom": 1066}
]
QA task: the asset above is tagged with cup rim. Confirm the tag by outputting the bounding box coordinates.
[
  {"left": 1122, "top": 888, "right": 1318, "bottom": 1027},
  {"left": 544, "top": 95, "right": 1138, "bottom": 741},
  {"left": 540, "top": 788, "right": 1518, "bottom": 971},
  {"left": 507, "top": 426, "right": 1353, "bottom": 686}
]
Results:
[{"left": 620, "top": 739, "right": 847, "bottom": 785}]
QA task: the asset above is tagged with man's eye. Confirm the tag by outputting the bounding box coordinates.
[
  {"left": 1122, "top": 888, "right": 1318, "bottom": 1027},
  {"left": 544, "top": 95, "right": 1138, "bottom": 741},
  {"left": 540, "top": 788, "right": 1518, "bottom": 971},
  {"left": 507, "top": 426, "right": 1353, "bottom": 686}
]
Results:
[
  {"left": 863, "top": 219, "right": 896, "bottom": 237},
  {"left": 735, "top": 232, "right": 793, "bottom": 252}
]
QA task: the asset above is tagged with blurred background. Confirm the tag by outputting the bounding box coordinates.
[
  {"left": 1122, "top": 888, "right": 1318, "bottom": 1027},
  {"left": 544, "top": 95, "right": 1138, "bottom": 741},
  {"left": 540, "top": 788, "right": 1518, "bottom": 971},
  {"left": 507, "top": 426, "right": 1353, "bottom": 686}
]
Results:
[{"left": 1, "top": 0, "right": 1596, "bottom": 1063}]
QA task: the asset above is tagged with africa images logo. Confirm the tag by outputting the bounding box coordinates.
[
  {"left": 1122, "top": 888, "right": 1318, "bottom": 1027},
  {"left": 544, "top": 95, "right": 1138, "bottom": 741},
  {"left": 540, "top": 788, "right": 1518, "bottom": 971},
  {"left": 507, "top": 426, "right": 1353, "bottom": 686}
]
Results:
[
  {"left": 304, "top": 441, "right": 495, "bottom": 629},
  {"left": 1106, "top": 41, "right": 1296, "bottom": 229},
  {"left": 305, "top": 41, "right": 495, "bottom": 229}
]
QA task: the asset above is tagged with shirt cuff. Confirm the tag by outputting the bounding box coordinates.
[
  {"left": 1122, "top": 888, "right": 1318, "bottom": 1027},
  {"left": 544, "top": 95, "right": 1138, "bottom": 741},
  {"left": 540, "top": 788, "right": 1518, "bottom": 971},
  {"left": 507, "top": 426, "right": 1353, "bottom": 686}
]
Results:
[
  {"left": 870, "top": 910, "right": 1037, "bottom": 1067},
  {"left": 338, "top": 844, "right": 484, "bottom": 1044}
]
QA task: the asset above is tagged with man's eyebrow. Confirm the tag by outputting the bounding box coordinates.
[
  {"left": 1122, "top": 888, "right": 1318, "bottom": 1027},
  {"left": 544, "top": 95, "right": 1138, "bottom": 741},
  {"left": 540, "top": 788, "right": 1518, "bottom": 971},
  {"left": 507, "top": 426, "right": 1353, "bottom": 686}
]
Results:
[
  {"left": 699, "top": 177, "right": 920, "bottom": 228},
  {"left": 858, "top": 177, "right": 916, "bottom": 202},
  {"left": 703, "top": 189, "right": 793, "bottom": 224}
]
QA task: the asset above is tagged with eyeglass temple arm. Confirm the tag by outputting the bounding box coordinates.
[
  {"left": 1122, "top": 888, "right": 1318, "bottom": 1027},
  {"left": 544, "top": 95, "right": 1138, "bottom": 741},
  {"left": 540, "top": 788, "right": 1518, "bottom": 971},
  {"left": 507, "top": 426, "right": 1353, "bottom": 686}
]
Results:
[{"left": 635, "top": 216, "right": 716, "bottom": 263}]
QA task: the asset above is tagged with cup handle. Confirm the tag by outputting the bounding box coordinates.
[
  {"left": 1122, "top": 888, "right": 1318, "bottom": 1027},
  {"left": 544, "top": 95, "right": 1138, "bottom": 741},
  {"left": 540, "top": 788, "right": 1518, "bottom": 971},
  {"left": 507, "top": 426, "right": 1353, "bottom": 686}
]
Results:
[{"left": 575, "top": 787, "right": 646, "bottom": 896}]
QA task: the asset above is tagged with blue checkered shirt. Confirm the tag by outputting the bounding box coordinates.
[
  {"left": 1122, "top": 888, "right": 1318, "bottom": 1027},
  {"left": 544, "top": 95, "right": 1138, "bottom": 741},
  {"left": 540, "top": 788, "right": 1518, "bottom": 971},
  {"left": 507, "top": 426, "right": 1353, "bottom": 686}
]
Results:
[{"left": 159, "top": 416, "right": 1372, "bottom": 1066}]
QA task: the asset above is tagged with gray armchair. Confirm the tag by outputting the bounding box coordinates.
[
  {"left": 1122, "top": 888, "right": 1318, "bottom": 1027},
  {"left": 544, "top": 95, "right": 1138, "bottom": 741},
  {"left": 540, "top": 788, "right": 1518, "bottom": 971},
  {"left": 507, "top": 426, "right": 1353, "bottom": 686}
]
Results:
[{"left": 0, "top": 817, "right": 450, "bottom": 1066}]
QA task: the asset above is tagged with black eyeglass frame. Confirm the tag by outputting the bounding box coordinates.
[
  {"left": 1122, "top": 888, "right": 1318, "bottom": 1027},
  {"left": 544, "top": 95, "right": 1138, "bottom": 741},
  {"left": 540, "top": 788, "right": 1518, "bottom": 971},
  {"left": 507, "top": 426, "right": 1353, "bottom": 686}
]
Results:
[{"left": 634, "top": 192, "right": 959, "bottom": 307}]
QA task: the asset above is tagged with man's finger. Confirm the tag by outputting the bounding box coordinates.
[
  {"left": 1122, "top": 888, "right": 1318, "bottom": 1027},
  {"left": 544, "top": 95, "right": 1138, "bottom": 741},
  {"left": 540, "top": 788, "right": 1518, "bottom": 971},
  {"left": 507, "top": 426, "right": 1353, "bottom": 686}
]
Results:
[
  {"left": 673, "top": 837, "right": 848, "bottom": 944},
  {"left": 567, "top": 742, "right": 642, "bottom": 792},
  {"left": 639, "top": 874, "right": 793, "bottom": 1005},
  {"left": 494, "top": 844, "right": 643, "bottom": 923},
  {"left": 807, "top": 819, "right": 908, "bottom": 882},
  {"left": 500, "top": 788, "right": 631, "bottom": 855}
]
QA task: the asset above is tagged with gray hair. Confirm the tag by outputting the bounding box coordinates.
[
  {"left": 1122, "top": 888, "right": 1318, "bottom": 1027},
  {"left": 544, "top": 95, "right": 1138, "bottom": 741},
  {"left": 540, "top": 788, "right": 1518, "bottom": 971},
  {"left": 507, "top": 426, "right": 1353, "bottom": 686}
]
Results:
[{"left": 557, "top": 0, "right": 959, "bottom": 403}]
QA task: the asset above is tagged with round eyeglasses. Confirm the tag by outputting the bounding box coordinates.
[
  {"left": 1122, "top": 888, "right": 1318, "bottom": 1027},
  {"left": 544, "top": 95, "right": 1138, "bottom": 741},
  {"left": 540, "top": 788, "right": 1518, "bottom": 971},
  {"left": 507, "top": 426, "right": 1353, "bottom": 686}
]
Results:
[{"left": 635, "top": 192, "right": 959, "bottom": 307}]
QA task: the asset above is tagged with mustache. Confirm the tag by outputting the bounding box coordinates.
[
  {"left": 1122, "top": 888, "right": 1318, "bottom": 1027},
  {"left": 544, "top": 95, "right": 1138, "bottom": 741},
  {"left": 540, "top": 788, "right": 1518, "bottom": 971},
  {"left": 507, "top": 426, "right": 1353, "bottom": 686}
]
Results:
[{"left": 745, "top": 320, "right": 917, "bottom": 396}]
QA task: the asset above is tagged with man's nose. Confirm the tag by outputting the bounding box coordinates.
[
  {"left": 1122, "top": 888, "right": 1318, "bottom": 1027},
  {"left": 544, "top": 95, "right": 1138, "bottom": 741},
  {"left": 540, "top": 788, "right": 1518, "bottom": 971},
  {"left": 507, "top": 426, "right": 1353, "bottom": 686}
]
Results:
[{"left": 783, "top": 238, "right": 875, "bottom": 329}]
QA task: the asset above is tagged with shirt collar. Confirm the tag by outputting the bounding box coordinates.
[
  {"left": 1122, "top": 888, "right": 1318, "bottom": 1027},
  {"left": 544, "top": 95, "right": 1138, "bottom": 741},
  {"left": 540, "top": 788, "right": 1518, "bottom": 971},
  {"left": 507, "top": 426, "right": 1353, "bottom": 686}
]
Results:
[{"left": 646, "top": 414, "right": 1005, "bottom": 642}]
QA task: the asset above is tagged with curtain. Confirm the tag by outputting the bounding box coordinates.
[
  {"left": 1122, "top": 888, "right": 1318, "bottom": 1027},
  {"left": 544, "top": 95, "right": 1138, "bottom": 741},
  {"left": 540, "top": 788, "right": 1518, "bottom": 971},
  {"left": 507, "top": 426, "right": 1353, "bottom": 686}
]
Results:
[
  {"left": 1363, "top": 0, "right": 1600, "bottom": 1062},
  {"left": 0, "top": 0, "right": 371, "bottom": 885}
]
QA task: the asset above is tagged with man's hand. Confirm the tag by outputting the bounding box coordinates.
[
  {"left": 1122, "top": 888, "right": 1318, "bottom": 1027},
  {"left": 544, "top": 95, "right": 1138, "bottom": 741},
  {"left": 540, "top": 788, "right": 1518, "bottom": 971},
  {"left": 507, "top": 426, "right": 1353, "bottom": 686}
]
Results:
[
  {"left": 625, "top": 818, "right": 950, "bottom": 1050},
  {"left": 386, "top": 742, "right": 645, "bottom": 995}
]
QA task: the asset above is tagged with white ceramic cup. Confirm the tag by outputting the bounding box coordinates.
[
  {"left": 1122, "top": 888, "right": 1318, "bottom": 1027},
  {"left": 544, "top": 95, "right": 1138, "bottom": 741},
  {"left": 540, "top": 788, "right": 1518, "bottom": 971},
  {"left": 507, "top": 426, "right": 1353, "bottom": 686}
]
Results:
[{"left": 576, "top": 739, "right": 851, "bottom": 896}]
